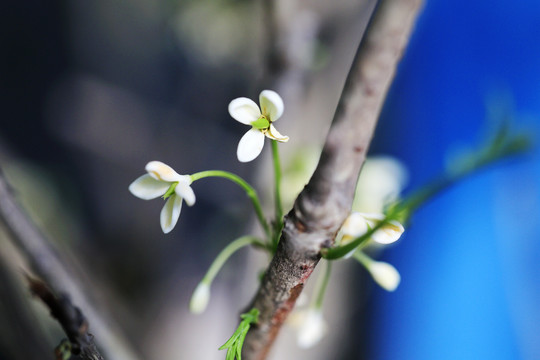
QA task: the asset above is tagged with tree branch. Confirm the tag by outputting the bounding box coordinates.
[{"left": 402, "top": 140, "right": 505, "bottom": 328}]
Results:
[
  {"left": 0, "top": 169, "right": 141, "bottom": 360},
  {"left": 28, "top": 276, "right": 104, "bottom": 360},
  {"left": 242, "top": 0, "right": 424, "bottom": 358}
]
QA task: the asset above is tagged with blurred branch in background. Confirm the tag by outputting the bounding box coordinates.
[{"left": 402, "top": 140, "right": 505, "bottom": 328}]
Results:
[
  {"left": 242, "top": 0, "right": 424, "bottom": 358},
  {"left": 0, "top": 169, "right": 140, "bottom": 360},
  {"left": 0, "top": 248, "right": 49, "bottom": 360},
  {"left": 27, "top": 276, "right": 103, "bottom": 360}
]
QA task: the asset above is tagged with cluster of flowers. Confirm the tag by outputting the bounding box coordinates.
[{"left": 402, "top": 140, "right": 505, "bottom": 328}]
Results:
[
  {"left": 129, "top": 90, "right": 288, "bottom": 233},
  {"left": 128, "top": 90, "right": 405, "bottom": 349}
]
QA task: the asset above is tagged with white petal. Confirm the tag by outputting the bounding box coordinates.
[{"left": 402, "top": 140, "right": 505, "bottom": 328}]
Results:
[
  {"left": 228, "top": 97, "right": 261, "bottom": 125},
  {"left": 129, "top": 174, "right": 169, "bottom": 200},
  {"left": 237, "top": 128, "right": 265, "bottom": 162},
  {"left": 342, "top": 212, "right": 369, "bottom": 238},
  {"left": 160, "top": 195, "right": 183, "bottom": 234},
  {"left": 175, "top": 181, "right": 196, "bottom": 206},
  {"left": 372, "top": 220, "right": 404, "bottom": 245},
  {"left": 145, "top": 161, "right": 183, "bottom": 182},
  {"left": 358, "top": 212, "right": 385, "bottom": 223},
  {"left": 259, "top": 90, "right": 284, "bottom": 122},
  {"left": 265, "top": 124, "right": 289, "bottom": 142},
  {"left": 369, "top": 261, "right": 401, "bottom": 291}
]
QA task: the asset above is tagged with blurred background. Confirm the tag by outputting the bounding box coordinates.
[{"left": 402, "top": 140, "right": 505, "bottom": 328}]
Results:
[{"left": 1, "top": 0, "right": 539, "bottom": 359}]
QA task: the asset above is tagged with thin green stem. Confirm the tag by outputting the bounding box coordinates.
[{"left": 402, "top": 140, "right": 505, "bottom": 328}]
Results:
[
  {"left": 202, "top": 236, "right": 264, "bottom": 285},
  {"left": 352, "top": 250, "right": 372, "bottom": 268},
  {"left": 322, "top": 219, "right": 387, "bottom": 260},
  {"left": 323, "top": 127, "right": 531, "bottom": 260},
  {"left": 271, "top": 140, "right": 284, "bottom": 249},
  {"left": 191, "top": 170, "right": 271, "bottom": 239},
  {"left": 312, "top": 261, "right": 332, "bottom": 309}
]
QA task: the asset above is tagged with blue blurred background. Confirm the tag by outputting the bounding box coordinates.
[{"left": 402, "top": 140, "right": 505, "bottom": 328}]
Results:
[
  {"left": 1, "top": 0, "right": 538, "bottom": 359},
  {"left": 372, "top": 1, "right": 540, "bottom": 359}
]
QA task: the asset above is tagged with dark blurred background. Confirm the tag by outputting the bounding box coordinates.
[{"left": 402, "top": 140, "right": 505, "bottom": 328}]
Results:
[{"left": 1, "top": 0, "right": 539, "bottom": 359}]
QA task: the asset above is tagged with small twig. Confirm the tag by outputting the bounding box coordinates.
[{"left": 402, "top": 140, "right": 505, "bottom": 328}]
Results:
[
  {"left": 27, "top": 276, "right": 104, "bottom": 360},
  {"left": 0, "top": 253, "right": 50, "bottom": 360},
  {"left": 261, "top": 0, "right": 286, "bottom": 82},
  {"left": 0, "top": 168, "right": 141, "bottom": 360},
  {"left": 242, "top": 0, "right": 424, "bottom": 358}
]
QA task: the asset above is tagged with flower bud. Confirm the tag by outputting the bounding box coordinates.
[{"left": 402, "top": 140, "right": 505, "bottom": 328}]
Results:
[
  {"left": 189, "top": 282, "right": 210, "bottom": 314},
  {"left": 368, "top": 261, "right": 401, "bottom": 292}
]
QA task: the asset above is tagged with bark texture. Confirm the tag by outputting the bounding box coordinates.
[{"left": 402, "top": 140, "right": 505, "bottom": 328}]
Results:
[{"left": 243, "top": 0, "right": 424, "bottom": 358}]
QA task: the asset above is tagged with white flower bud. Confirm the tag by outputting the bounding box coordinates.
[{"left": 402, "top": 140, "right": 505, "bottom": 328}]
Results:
[
  {"left": 189, "top": 282, "right": 210, "bottom": 314},
  {"left": 368, "top": 261, "right": 401, "bottom": 292}
]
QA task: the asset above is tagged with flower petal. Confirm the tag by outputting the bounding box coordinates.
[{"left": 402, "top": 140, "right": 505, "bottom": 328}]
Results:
[
  {"left": 372, "top": 220, "right": 404, "bottom": 245},
  {"left": 341, "top": 212, "right": 369, "bottom": 238},
  {"left": 129, "top": 174, "right": 169, "bottom": 200},
  {"left": 259, "top": 90, "right": 284, "bottom": 122},
  {"left": 228, "top": 97, "right": 261, "bottom": 125},
  {"left": 175, "top": 181, "right": 196, "bottom": 206},
  {"left": 237, "top": 128, "right": 265, "bottom": 162},
  {"left": 160, "top": 195, "right": 183, "bottom": 234},
  {"left": 265, "top": 124, "right": 289, "bottom": 142},
  {"left": 145, "top": 161, "right": 183, "bottom": 182}
]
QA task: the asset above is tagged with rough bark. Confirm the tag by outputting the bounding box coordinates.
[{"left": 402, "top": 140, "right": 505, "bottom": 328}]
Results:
[{"left": 242, "top": 0, "right": 424, "bottom": 358}]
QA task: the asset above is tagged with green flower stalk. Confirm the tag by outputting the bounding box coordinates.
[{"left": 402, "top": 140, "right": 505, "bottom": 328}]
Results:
[
  {"left": 189, "top": 236, "right": 264, "bottom": 314},
  {"left": 190, "top": 170, "right": 271, "bottom": 240}
]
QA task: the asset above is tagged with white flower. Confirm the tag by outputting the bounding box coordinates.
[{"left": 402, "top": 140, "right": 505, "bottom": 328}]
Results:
[
  {"left": 189, "top": 282, "right": 210, "bottom": 314},
  {"left": 228, "top": 90, "right": 289, "bottom": 162},
  {"left": 352, "top": 156, "right": 408, "bottom": 213},
  {"left": 129, "top": 161, "right": 195, "bottom": 234},
  {"left": 342, "top": 212, "right": 404, "bottom": 246},
  {"left": 294, "top": 308, "right": 327, "bottom": 348}
]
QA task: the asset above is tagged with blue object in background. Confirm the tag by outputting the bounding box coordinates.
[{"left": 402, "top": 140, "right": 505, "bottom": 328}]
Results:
[{"left": 371, "top": 0, "right": 540, "bottom": 359}]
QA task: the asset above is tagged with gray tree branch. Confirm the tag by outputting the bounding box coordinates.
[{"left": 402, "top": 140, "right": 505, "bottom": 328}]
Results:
[
  {"left": 28, "top": 276, "right": 104, "bottom": 360},
  {"left": 0, "top": 169, "right": 141, "bottom": 360},
  {"left": 243, "top": 0, "right": 424, "bottom": 358}
]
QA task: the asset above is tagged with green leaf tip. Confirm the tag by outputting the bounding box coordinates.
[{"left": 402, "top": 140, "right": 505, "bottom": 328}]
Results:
[{"left": 219, "top": 308, "right": 260, "bottom": 360}]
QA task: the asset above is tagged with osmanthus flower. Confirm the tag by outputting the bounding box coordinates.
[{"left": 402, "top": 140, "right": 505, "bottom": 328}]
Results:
[
  {"left": 228, "top": 90, "right": 289, "bottom": 162},
  {"left": 129, "top": 161, "right": 195, "bottom": 234},
  {"left": 341, "top": 212, "right": 404, "bottom": 246}
]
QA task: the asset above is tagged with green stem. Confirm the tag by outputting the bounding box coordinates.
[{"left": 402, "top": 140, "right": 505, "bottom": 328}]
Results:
[
  {"left": 313, "top": 261, "right": 332, "bottom": 309},
  {"left": 323, "top": 128, "right": 531, "bottom": 260},
  {"left": 202, "top": 236, "right": 264, "bottom": 285},
  {"left": 322, "top": 220, "right": 387, "bottom": 260},
  {"left": 271, "top": 140, "right": 284, "bottom": 250},
  {"left": 191, "top": 170, "right": 271, "bottom": 239},
  {"left": 352, "top": 250, "right": 372, "bottom": 268}
]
